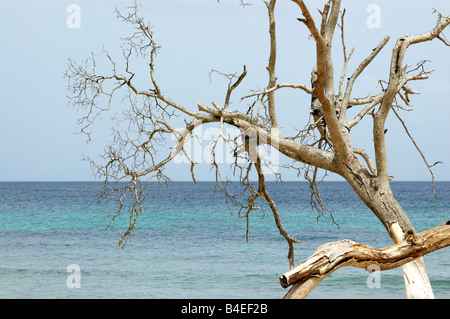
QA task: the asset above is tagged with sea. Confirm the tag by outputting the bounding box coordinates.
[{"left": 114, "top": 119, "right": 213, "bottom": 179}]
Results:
[{"left": 0, "top": 181, "right": 448, "bottom": 299}]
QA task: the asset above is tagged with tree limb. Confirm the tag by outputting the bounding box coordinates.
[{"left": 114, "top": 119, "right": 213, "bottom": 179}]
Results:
[
  {"left": 281, "top": 221, "right": 450, "bottom": 298},
  {"left": 337, "top": 8, "right": 354, "bottom": 100},
  {"left": 264, "top": 0, "right": 279, "bottom": 129},
  {"left": 255, "top": 154, "right": 301, "bottom": 267},
  {"left": 342, "top": 36, "right": 390, "bottom": 113},
  {"left": 348, "top": 93, "right": 385, "bottom": 128},
  {"left": 293, "top": 0, "right": 352, "bottom": 160},
  {"left": 374, "top": 14, "right": 450, "bottom": 181},
  {"left": 353, "top": 148, "right": 377, "bottom": 176},
  {"left": 241, "top": 83, "right": 312, "bottom": 100},
  {"left": 198, "top": 102, "right": 337, "bottom": 173}
]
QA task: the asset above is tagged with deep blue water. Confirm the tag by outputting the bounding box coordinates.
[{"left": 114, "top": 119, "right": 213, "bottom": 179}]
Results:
[{"left": 0, "top": 181, "right": 448, "bottom": 298}]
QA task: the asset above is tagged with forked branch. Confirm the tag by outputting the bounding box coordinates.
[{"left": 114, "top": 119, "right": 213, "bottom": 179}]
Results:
[
  {"left": 374, "top": 13, "right": 450, "bottom": 181},
  {"left": 255, "top": 154, "right": 301, "bottom": 267}
]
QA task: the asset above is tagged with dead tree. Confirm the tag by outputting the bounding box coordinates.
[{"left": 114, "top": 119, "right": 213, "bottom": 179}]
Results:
[
  {"left": 64, "top": 1, "right": 450, "bottom": 298},
  {"left": 280, "top": 221, "right": 450, "bottom": 298}
]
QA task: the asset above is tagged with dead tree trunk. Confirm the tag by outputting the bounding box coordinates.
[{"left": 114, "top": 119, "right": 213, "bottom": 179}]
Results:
[
  {"left": 281, "top": 222, "right": 450, "bottom": 298},
  {"left": 340, "top": 159, "right": 435, "bottom": 298},
  {"left": 290, "top": 0, "right": 450, "bottom": 298}
]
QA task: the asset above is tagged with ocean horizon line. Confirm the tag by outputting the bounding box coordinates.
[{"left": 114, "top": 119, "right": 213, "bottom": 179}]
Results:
[{"left": 0, "top": 180, "right": 449, "bottom": 183}]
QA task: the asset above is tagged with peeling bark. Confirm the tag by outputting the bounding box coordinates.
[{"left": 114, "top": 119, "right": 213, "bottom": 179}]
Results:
[{"left": 282, "top": 222, "right": 450, "bottom": 298}]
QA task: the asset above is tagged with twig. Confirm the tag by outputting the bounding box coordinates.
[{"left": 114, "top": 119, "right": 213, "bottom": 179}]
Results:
[
  {"left": 353, "top": 148, "right": 377, "bottom": 176},
  {"left": 391, "top": 106, "right": 441, "bottom": 198},
  {"left": 241, "top": 83, "right": 312, "bottom": 100},
  {"left": 255, "top": 153, "right": 301, "bottom": 267},
  {"left": 264, "top": 0, "right": 279, "bottom": 129}
]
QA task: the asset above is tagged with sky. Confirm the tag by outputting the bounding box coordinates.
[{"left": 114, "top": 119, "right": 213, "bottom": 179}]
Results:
[{"left": 0, "top": 0, "right": 449, "bottom": 182}]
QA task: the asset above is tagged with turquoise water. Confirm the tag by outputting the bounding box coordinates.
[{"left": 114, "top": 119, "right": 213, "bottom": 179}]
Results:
[{"left": 0, "top": 181, "right": 448, "bottom": 298}]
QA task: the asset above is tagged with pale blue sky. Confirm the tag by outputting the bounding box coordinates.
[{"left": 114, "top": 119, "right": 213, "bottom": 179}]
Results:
[{"left": 0, "top": 0, "right": 449, "bottom": 181}]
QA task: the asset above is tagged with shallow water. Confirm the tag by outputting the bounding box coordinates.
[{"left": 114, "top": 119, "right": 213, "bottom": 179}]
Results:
[{"left": 0, "top": 181, "right": 448, "bottom": 298}]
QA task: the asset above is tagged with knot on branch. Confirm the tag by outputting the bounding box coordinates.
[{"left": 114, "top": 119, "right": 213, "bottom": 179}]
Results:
[
  {"left": 280, "top": 222, "right": 450, "bottom": 297},
  {"left": 406, "top": 234, "right": 418, "bottom": 245}
]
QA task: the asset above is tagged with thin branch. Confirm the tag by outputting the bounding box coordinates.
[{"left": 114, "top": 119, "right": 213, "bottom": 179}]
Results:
[
  {"left": 323, "top": 0, "right": 341, "bottom": 98},
  {"left": 337, "top": 9, "right": 355, "bottom": 99},
  {"left": 198, "top": 102, "right": 337, "bottom": 173},
  {"left": 304, "top": 163, "right": 337, "bottom": 225},
  {"left": 348, "top": 93, "right": 385, "bottom": 128},
  {"left": 264, "top": 0, "right": 279, "bottom": 129},
  {"left": 241, "top": 83, "right": 312, "bottom": 100},
  {"left": 348, "top": 92, "right": 385, "bottom": 107},
  {"left": 318, "top": 1, "right": 331, "bottom": 37},
  {"left": 342, "top": 36, "right": 390, "bottom": 111},
  {"left": 374, "top": 14, "right": 450, "bottom": 181},
  {"left": 391, "top": 107, "right": 442, "bottom": 198},
  {"left": 353, "top": 148, "right": 377, "bottom": 176},
  {"left": 293, "top": 0, "right": 351, "bottom": 159},
  {"left": 292, "top": 0, "right": 326, "bottom": 49},
  {"left": 217, "top": 0, "right": 251, "bottom": 7},
  {"left": 210, "top": 66, "right": 248, "bottom": 109},
  {"left": 255, "top": 153, "right": 301, "bottom": 267},
  {"left": 225, "top": 65, "right": 248, "bottom": 109}
]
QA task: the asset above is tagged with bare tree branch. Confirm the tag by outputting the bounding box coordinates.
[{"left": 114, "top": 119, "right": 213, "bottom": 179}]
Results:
[
  {"left": 241, "top": 83, "right": 312, "bottom": 100},
  {"left": 337, "top": 8, "right": 354, "bottom": 100},
  {"left": 342, "top": 36, "right": 390, "bottom": 113},
  {"left": 353, "top": 148, "right": 377, "bottom": 176},
  {"left": 374, "top": 14, "right": 450, "bottom": 181},
  {"left": 391, "top": 106, "right": 442, "bottom": 198},
  {"left": 293, "top": 0, "right": 353, "bottom": 160},
  {"left": 255, "top": 154, "right": 301, "bottom": 267},
  {"left": 282, "top": 221, "right": 450, "bottom": 298},
  {"left": 264, "top": 0, "right": 279, "bottom": 129}
]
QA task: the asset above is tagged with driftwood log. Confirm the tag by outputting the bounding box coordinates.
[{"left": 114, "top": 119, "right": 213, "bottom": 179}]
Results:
[{"left": 281, "top": 221, "right": 450, "bottom": 298}]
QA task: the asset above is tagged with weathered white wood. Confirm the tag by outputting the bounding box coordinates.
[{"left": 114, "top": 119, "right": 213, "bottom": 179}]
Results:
[
  {"left": 390, "top": 222, "right": 434, "bottom": 299},
  {"left": 401, "top": 259, "right": 434, "bottom": 299},
  {"left": 281, "top": 222, "right": 450, "bottom": 298}
]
